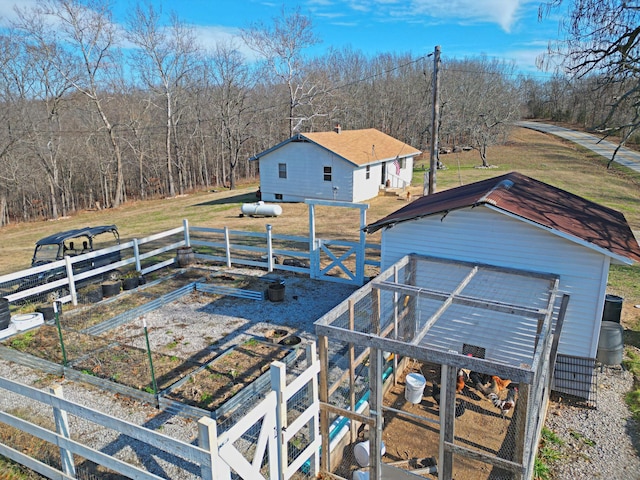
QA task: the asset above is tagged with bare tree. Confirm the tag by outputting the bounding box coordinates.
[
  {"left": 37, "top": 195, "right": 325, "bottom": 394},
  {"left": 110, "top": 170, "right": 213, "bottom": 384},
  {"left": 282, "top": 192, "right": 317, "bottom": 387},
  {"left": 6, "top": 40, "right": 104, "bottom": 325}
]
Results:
[
  {"left": 442, "top": 58, "right": 520, "bottom": 166},
  {"left": 541, "top": 0, "right": 640, "bottom": 167},
  {"left": 242, "top": 6, "right": 321, "bottom": 136},
  {"left": 206, "top": 42, "right": 255, "bottom": 189},
  {"left": 7, "top": 33, "right": 76, "bottom": 219},
  {"left": 16, "top": 0, "right": 127, "bottom": 207},
  {"left": 126, "top": 3, "right": 200, "bottom": 197}
]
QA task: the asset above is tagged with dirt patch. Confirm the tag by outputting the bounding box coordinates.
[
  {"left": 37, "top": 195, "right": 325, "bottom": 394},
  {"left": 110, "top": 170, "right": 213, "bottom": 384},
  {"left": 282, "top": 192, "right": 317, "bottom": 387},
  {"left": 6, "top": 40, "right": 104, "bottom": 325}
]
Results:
[
  {"left": 337, "top": 362, "right": 520, "bottom": 480},
  {"left": 72, "top": 344, "right": 202, "bottom": 392},
  {"left": 167, "top": 339, "right": 292, "bottom": 410}
]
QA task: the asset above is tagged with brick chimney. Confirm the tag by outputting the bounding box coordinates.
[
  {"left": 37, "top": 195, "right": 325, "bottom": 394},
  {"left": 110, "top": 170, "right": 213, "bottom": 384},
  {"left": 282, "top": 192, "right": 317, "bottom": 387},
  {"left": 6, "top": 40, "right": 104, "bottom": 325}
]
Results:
[{"left": 334, "top": 124, "right": 341, "bottom": 134}]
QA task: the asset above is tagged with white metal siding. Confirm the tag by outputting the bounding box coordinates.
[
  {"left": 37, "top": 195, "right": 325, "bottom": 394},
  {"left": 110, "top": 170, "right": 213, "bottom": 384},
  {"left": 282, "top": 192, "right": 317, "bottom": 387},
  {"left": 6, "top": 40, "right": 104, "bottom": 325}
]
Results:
[
  {"left": 379, "top": 207, "right": 610, "bottom": 359},
  {"left": 259, "top": 142, "right": 354, "bottom": 202}
]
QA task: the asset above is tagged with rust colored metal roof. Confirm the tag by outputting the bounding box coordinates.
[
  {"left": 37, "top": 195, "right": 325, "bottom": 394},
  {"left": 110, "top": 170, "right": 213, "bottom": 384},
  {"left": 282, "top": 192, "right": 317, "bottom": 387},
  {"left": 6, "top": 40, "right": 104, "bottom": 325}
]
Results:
[
  {"left": 365, "top": 171, "right": 640, "bottom": 263},
  {"left": 299, "top": 129, "right": 421, "bottom": 166}
]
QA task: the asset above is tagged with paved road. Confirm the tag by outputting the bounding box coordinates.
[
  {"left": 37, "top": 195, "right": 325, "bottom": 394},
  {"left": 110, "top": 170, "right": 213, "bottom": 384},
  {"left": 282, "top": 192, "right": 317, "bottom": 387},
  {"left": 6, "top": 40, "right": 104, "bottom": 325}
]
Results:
[{"left": 516, "top": 120, "right": 640, "bottom": 174}]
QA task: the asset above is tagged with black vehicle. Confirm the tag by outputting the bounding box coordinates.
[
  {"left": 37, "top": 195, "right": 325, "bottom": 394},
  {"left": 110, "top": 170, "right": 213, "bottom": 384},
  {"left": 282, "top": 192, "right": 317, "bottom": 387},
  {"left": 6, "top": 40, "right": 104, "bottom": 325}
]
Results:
[{"left": 23, "top": 225, "right": 121, "bottom": 301}]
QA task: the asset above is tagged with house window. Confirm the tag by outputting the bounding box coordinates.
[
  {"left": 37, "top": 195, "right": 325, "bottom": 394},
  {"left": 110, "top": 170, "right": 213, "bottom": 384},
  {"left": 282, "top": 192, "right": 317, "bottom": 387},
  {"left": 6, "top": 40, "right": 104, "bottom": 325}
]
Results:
[
  {"left": 365, "top": 165, "right": 370, "bottom": 179},
  {"left": 324, "top": 166, "right": 332, "bottom": 182},
  {"left": 278, "top": 163, "right": 287, "bottom": 179},
  {"left": 400, "top": 158, "right": 406, "bottom": 169},
  {"left": 275, "top": 193, "right": 283, "bottom": 200}
]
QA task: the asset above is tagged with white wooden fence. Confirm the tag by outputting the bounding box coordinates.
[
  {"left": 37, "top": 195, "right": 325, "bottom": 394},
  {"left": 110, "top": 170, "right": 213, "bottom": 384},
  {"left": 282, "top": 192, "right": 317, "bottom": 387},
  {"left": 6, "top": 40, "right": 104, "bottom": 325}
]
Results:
[
  {"left": 0, "top": 344, "right": 321, "bottom": 480},
  {"left": 0, "top": 217, "right": 381, "bottom": 307}
]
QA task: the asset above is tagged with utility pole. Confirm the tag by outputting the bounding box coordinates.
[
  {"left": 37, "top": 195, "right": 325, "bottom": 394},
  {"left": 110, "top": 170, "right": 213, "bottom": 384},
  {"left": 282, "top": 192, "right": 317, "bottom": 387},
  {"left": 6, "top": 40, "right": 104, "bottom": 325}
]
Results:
[{"left": 425, "top": 45, "right": 441, "bottom": 196}]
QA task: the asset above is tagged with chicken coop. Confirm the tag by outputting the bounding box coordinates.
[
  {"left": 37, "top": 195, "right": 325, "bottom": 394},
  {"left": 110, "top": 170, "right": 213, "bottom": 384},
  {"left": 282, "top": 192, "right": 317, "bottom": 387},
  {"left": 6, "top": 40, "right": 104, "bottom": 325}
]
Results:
[{"left": 315, "top": 254, "right": 567, "bottom": 480}]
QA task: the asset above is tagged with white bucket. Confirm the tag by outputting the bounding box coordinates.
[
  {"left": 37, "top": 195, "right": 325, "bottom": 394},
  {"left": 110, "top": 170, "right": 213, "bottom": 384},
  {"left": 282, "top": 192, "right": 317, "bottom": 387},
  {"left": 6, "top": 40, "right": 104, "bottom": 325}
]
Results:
[
  {"left": 404, "top": 372, "right": 426, "bottom": 404},
  {"left": 354, "top": 440, "right": 385, "bottom": 467},
  {"left": 353, "top": 470, "right": 369, "bottom": 480}
]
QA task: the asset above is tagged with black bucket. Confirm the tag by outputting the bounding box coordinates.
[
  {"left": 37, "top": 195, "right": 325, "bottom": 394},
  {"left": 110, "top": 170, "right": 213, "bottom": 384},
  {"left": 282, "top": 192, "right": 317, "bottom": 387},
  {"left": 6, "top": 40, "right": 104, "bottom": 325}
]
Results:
[
  {"left": 602, "top": 294, "right": 623, "bottom": 323},
  {"left": 101, "top": 281, "right": 121, "bottom": 298},
  {"left": 36, "top": 306, "right": 56, "bottom": 322},
  {"left": 0, "top": 298, "right": 9, "bottom": 330},
  {"left": 267, "top": 283, "right": 285, "bottom": 302},
  {"left": 123, "top": 277, "right": 140, "bottom": 291}
]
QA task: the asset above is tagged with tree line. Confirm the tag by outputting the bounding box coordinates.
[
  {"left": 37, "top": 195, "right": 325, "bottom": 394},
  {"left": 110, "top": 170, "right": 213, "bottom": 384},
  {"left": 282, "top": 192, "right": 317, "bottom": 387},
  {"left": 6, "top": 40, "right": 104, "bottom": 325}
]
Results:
[{"left": 0, "top": 0, "right": 635, "bottom": 226}]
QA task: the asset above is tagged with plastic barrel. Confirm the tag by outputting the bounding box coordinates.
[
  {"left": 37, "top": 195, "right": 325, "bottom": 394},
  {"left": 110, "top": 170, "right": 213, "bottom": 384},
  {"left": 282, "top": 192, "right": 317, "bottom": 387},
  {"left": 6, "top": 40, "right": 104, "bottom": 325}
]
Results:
[
  {"left": 404, "top": 373, "right": 426, "bottom": 404},
  {"left": 602, "top": 294, "right": 623, "bottom": 323},
  {"left": 597, "top": 321, "right": 624, "bottom": 365}
]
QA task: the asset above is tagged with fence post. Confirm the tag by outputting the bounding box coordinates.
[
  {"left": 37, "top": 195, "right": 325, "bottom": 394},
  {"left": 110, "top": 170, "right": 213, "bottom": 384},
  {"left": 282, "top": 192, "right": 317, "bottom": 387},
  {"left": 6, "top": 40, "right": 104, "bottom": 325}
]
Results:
[
  {"left": 224, "top": 227, "right": 232, "bottom": 268},
  {"left": 357, "top": 207, "right": 367, "bottom": 285},
  {"left": 143, "top": 319, "right": 158, "bottom": 398},
  {"left": 54, "top": 301, "right": 67, "bottom": 367},
  {"left": 266, "top": 224, "right": 274, "bottom": 273},
  {"left": 183, "top": 218, "right": 191, "bottom": 247},
  {"left": 271, "top": 361, "right": 287, "bottom": 480},
  {"left": 133, "top": 238, "right": 141, "bottom": 272},
  {"left": 198, "top": 417, "right": 230, "bottom": 480},
  {"left": 305, "top": 342, "right": 320, "bottom": 476},
  {"left": 308, "top": 203, "right": 317, "bottom": 279},
  {"left": 64, "top": 256, "right": 78, "bottom": 306},
  {"left": 50, "top": 385, "right": 76, "bottom": 478}
]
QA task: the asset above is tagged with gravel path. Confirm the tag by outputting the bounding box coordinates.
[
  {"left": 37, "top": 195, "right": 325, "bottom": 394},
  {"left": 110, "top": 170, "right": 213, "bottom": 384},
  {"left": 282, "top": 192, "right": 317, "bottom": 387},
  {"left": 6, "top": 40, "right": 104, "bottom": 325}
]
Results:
[{"left": 545, "top": 365, "right": 640, "bottom": 479}]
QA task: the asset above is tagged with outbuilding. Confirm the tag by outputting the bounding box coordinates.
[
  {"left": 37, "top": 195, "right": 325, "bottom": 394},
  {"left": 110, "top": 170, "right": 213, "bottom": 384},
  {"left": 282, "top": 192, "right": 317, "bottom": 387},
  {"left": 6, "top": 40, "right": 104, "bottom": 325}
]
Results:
[
  {"left": 250, "top": 126, "right": 421, "bottom": 203},
  {"left": 364, "top": 171, "right": 640, "bottom": 398}
]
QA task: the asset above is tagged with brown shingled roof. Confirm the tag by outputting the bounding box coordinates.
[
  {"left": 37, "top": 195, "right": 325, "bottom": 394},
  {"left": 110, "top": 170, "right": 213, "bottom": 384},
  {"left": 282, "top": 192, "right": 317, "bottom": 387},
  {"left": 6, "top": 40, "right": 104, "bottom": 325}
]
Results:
[
  {"left": 365, "top": 171, "right": 640, "bottom": 264},
  {"left": 301, "top": 129, "right": 421, "bottom": 166}
]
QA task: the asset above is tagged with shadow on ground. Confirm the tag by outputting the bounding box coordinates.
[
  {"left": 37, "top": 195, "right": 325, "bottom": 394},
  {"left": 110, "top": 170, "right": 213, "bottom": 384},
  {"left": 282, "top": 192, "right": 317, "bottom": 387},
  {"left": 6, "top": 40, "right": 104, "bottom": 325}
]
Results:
[
  {"left": 624, "top": 329, "right": 640, "bottom": 349},
  {"left": 195, "top": 191, "right": 258, "bottom": 207}
]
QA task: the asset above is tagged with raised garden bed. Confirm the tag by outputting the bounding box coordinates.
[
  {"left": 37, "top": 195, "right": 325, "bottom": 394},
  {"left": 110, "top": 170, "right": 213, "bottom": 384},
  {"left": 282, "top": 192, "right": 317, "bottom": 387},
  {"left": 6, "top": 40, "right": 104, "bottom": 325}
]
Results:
[
  {"left": 5, "top": 325, "right": 105, "bottom": 364},
  {"left": 72, "top": 343, "right": 202, "bottom": 392},
  {"left": 166, "top": 339, "right": 291, "bottom": 410}
]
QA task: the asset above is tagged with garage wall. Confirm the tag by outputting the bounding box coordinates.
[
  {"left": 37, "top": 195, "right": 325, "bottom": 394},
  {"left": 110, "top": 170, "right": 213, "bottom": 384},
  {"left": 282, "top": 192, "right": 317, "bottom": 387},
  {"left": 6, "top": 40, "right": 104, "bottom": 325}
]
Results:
[{"left": 378, "top": 206, "right": 610, "bottom": 358}]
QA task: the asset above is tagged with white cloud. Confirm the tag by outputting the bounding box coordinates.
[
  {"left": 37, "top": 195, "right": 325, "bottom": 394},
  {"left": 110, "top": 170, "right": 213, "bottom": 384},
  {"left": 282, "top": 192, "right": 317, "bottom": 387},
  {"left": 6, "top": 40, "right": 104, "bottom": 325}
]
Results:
[
  {"left": 191, "top": 25, "right": 259, "bottom": 61},
  {"left": 334, "top": 0, "right": 528, "bottom": 32},
  {"left": 0, "top": 0, "right": 38, "bottom": 27},
  {"left": 411, "top": 0, "right": 523, "bottom": 32}
]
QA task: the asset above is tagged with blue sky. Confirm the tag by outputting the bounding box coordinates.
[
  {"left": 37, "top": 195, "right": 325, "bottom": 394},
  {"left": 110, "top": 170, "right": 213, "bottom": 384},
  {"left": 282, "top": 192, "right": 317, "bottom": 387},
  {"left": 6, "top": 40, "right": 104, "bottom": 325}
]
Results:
[{"left": 0, "top": 0, "right": 566, "bottom": 78}]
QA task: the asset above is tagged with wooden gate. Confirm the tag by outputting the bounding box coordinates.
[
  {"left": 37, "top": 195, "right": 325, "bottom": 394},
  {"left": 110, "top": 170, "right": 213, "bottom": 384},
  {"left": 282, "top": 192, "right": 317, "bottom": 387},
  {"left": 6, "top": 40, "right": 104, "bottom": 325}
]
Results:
[
  {"left": 213, "top": 344, "right": 321, "bottom": 480},
  {"left": 215, "top": 392, "right": 278, "bottom": 479},
  {"left": 307, "top": 199, "right": 369, "bottom": 286}
]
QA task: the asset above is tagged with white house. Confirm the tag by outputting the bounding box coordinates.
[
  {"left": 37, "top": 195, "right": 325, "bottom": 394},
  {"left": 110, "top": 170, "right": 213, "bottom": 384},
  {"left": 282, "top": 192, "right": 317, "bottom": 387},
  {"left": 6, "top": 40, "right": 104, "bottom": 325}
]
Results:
[
  {"left": 250, "top": 127, "right": 421, "bottom": 203},
  {"left": 365, "top": 172, "right": 640, "bottom": 394}
]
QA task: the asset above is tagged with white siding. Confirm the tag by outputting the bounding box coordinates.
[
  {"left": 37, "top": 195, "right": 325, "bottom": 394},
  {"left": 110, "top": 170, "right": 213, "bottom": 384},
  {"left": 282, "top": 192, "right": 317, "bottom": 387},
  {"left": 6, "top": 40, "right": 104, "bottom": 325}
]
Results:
[
  {"left": 384, "top": 157, "right": 414, "bottom": 188},
  {"left": 379, "top": 207, "right": 610, "bottom": 359},
  {"left": 259, "top": 142, "right": 354, "bottom": 202},
  {"left": 353, "top": 164, "right": 384, "bottom": 202}
]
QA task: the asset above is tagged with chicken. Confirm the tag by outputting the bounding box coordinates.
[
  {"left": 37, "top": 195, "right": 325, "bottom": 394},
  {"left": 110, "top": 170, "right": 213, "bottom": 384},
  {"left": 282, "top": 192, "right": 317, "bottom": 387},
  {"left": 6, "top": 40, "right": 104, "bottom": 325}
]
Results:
[
  {"left": 456, "top": 369, "right": 468, "bottom": 393},
  {"left": 477, "top": 375, "right": 512, "bottom": 396},
  {"left": 488, "top": 386, "right": 518, "bottom": 418},
  {"left": 431, "top": 381, "right": 466, "bottom": 417},
  {"left": 431, "top": 382, "right": 441, "bottom": 405},
  {"left": 469, "top": 371, "right": 489, "bottom": 390}
]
